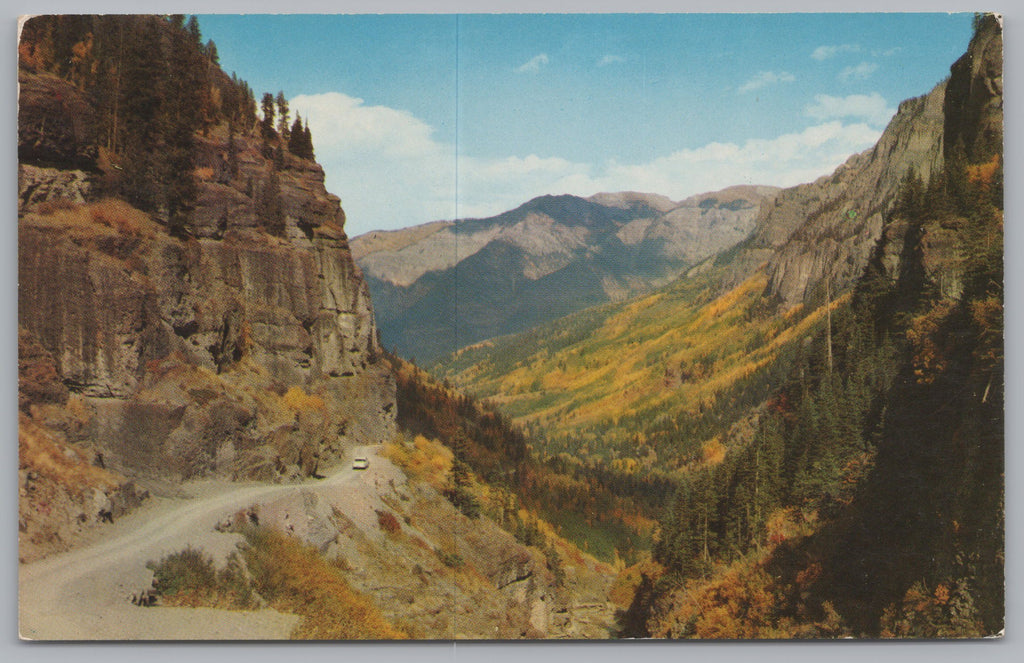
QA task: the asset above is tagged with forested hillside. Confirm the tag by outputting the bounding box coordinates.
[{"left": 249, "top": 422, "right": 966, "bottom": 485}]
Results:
[
  {"left": 628, "top": 14, "right": 1003, "bottom": 638},
  {"left": 392, "top": 354, "right": 667, "bottom": 564},
  {"left": 439, "top": 14, "right": 1003, "bottom": 638},
  {"left": 19, "top": 15, "right": 316, "bottom": 236}
]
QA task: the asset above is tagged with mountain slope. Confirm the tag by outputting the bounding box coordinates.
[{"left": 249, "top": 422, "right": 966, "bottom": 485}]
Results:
[
  {"left": 353, "top": 186, "right": 777, "bottom": 361},
  {"left": 630, "top": 14, "right": 1003, "bottom": 640},
  {"left": 714, "top": 79, "right": 947, "bottom": 308},
  {"left": 437, "top": 19, "right": 1002, "bottom": 638},
  {"left": 437, "top": 63, "right": 958, "bottom": 473}
]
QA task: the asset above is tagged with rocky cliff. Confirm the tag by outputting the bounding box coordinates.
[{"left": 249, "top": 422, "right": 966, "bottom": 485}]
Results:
[
  {"left": 944, "top": 14, "right": 1003, "bottom": 165},
  {"left": 18, "top": 69, "right": 395, "bottom": 489},
  {"left": 734, "top": 15, "right": 1001, "bottom": 310},
  {"left": 741, "top": 83, "right": 947, "bottom": 308}
]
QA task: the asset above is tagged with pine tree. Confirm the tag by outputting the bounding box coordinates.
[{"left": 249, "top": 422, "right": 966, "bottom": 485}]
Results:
[
  {"left": 186, "top": 15, "right": 201, "bottom": 46},
  {"left": 163, "top": 14, "right": 205, "bottom": 235},
  {"left": 303, "top": 123, "right": 314, "bottom": 160},
  {"left": 204, "top": 39, "right": 219, "bottom": 65},
  {"left": 260, "top": 93, "right": 275, "bottom": 139},
  {"left": 118, "top": 16, "right": 165, "bottom": 213},
  {"left": 288, "top": 115, "right": 304, "bottom": 155},
  {"left": 275, "top": 91, "right": 290, "bottom": 142}
]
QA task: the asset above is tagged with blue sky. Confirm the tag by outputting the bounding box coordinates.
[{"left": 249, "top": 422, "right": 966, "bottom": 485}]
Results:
[{"left": 198, "top": 13, "right": 974, "bottom": 235}]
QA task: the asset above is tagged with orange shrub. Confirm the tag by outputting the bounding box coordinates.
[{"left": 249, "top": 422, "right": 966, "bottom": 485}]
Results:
[
  {"left": 376, "top": 509, "right": 401, "bottom": 534},
  {"left": 242, "top": 527, "right": 406, "bottom": 640}
]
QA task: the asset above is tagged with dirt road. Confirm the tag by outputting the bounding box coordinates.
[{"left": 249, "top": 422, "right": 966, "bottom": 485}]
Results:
[{"left": 18, "top": 447, "right": 379, "bottom": 640}]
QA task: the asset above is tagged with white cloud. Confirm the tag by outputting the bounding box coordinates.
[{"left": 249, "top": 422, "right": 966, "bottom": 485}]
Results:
[
  {"left": 597, "top": 54, "right": 625, "bottom": 67},
  {"left": 805, "top": 92, "right": 896, "bottom": 127},
  {"left": 291, "top": 92, "right": 457, "bottom": 234},
  {"left": 515, "top": 53, "right": 549, "bottom": 74},
  {"left": 291, "top": 92, "right": 883, "bottom": 235},
  {"left": 839, "top": 61, "right": 879, "bottom": 81},
  {"left": 738, "top": 71, "right": 796, "bottom": 94},
  {"left": 587, "top": 122, "right": 882, "bottom": 199},
  {"left": 872, "top": 47, "right": 902, "bottom": 57},
  {"left": 811, "top": 44, "right": 860, "bottom": 61}
]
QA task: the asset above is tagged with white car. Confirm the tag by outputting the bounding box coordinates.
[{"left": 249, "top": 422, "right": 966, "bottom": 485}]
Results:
[{"left": 352, "top": 457, "right": 369, "bottom": 470}]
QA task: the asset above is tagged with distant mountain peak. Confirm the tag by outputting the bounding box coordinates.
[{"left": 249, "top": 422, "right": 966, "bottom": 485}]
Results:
[
  {"left": 587, "top": 191, "right": 680, "bottom": 214},
  {"left": 353, "top": 184, "right": 778, "bottom": 361}
]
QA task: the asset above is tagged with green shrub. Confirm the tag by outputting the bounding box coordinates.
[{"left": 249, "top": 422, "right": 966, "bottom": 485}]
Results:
[
  {"left": 147, "top": 546, "right": 258, "bottom": 609},
  {"left": 437, "top": 550, "right": 464, "bottom": 568}
]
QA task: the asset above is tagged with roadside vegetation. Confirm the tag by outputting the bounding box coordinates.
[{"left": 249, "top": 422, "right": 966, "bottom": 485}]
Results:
[{"left": 147, "top": 527, "right": 406, "bottom": 639}]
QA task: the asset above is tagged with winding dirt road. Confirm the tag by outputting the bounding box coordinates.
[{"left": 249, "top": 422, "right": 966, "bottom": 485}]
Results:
[{"left": 19, "top": 447, "right": 378, "bottom": 640}]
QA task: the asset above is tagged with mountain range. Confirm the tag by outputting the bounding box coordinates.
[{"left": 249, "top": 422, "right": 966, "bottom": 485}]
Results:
[{"left": 352, "top": 186, "right": 778, "bottom": 361}]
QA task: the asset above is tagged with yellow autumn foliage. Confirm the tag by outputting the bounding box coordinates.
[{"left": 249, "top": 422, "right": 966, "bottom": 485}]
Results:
[
  {"left": 242, "top": 528, "right": 406, "bottom": 640},
  {"left": 19, "top": 412, "right": 122, "bottom": 493},
  {"left": 282, "top": 386, "right": 326, "bottom": 412},
  {"left": 382, "top": 435, "right": 452, "bottom": 490}
]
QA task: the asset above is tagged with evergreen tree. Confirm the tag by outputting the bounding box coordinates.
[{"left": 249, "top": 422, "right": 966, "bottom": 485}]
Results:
[
  {"left": 288, "top": 115, "right": 316, "bottom": 160},
  {"left": 204, "top": 39, "right": 219, "bottom": 65},
  {"left": 118, "top": 16, "right": 165, "bottom": 213},
  {"left": 303, "top": 123, "right": 315, "bottom": 160},
  {"left": 276, "top": 91, "right": 290, "bottom": 142},
  {"left": 288, "top": 115, "right": 305, "bottom": 155},
  {"left": 186, "top": 15, "right": 201, "bottom": 47},
  {"left": 163, "top": 14, "right": 205, "bottom": 235},
  {"left": 260, "top": 92, "right": 275, "bottom": 139}
]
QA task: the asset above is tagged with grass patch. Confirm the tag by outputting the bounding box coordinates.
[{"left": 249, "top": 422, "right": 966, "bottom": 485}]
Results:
[
  {"left": 29, "top": 197, "right": 158, "bottom": 238},
  {"left": 241, "top": 527, "right": 406, "bottom": 639},
  {"left": 18, "top": 412, "right": 120, "bottom": 492}
]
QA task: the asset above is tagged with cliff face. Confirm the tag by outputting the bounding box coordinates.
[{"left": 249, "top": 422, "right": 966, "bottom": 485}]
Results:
[
  {"left": 944, "top": 14, "right": 1003, "bottom": 164},
  {"left": 18, "top": 70, "right": 394, "bottom": 484},
  {"left": 748, "top": 83, "right": 946, "bottom": 307},
  {"left": 747, "top": 16, "right": 1001, "bottom": 310}
]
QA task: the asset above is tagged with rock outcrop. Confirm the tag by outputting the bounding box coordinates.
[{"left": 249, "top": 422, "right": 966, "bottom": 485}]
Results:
[
  {"left": 18, "top": 71, "right": 394, "bottom": 484},
  {"left": 748, "top": 83, "right": 946, "bottom": 308},
  {"left": 17, "top": 69, "right": 97, "bottom": 168},
  {"left": 734, "top": 15, "right": 1002, "bottom": 310},
  {"left": 944, "top": 14, "right": 1003, "bottom": 164}
]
